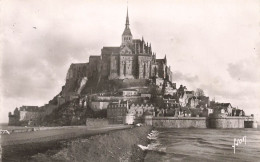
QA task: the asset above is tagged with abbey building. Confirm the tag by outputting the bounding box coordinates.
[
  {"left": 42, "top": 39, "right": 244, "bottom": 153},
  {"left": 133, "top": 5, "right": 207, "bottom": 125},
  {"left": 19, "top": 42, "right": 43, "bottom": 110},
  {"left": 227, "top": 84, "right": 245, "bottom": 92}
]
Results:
[{"left": 66, "top": 8, "right": 173, "bottom": 82}]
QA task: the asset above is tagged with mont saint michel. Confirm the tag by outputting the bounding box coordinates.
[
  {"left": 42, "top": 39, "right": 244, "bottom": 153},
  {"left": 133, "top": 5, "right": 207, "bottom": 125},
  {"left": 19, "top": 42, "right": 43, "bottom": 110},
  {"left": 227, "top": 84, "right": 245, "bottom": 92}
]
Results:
[
  {"left": 1, "top": 1, "right": 260, "bottom": 162},
  {"left": 7, "top": 7, "right": 256, "bottom": 129}
]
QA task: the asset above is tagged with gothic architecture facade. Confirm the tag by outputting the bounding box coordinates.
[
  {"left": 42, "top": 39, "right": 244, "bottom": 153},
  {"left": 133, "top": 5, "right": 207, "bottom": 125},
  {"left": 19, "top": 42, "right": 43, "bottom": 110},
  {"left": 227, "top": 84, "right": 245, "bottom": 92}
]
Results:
[{"left": 66, "top": 8, "right": 172, "bottom": 82}]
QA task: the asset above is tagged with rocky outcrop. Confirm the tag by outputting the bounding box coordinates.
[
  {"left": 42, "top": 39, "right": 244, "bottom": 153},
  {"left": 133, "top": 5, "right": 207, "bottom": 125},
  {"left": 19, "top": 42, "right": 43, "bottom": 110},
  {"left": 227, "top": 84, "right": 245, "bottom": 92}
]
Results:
[
  {"left": 77, "top": 77, "right": 88, "bottom": 94},
  {"left": 62, "top": 63, "right": 89, "bottom": 97}
]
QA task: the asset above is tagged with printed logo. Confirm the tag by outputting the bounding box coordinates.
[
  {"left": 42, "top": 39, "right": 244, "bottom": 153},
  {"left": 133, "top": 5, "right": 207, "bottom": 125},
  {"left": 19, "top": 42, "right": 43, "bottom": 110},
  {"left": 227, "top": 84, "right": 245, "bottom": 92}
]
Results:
[{"left": 232, "top": 136, "right": 246, "bottom": 154}]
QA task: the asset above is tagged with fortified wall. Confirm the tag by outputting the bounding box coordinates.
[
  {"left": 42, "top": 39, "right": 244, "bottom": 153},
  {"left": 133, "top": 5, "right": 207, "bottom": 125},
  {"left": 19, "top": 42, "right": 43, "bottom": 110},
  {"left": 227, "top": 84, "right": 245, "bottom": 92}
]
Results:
[
  {"left": 209, "top": 117, "right": 245, "bottom": 128},
  {"left": 144, "top": 116, "right": 256, "bottom": 128},
  {"left": 145, "top": 117, "right": 207, "bottom": 128}
]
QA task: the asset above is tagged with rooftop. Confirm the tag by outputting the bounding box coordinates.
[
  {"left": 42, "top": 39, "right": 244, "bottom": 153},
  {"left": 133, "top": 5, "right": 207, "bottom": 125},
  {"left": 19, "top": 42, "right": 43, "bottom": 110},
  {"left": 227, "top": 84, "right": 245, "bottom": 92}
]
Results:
[{"left": 101, "top": 47, "right": 120, "bottom": 55}]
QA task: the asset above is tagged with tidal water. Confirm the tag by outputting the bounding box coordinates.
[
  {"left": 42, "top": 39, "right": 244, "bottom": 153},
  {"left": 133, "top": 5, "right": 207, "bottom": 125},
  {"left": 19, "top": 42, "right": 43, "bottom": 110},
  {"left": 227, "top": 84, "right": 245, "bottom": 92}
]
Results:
[{"left": 144, "top": 128, "right": 260, "bottom": 162}]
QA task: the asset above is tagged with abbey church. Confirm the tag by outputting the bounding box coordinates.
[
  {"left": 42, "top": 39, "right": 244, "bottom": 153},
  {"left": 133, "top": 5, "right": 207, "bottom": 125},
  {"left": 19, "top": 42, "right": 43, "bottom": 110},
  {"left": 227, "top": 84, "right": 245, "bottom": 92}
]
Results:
[{"left": 66, "top": 8, "right": 172, "bottom": 82}]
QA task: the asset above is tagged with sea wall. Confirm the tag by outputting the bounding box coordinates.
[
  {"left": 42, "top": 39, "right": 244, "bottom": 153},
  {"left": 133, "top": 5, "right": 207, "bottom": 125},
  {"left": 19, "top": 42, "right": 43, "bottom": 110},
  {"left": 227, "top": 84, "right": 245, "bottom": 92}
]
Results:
[
  {"left": 150, "top": 117, "right": 207, "bottom": 128},
  {"left": 244, "top": 121, "right": 258, "bottom": 128},
  {"left": 209, "top": 117, "right": 245, "bottom": 128},
  {"left": 144, "top": 116, "right": 256, "bottom": 128}
]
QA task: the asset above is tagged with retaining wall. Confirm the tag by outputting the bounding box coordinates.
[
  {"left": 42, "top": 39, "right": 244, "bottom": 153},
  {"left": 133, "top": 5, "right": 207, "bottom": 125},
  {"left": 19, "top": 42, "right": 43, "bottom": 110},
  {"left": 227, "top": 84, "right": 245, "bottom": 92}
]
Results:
[
  {"left": 209, "top": 117, "right": 245, "bottom": 128},
  {"left": 144, "top": 116, "right": 256, "bottom": 128},
  {"left": 150, "top": 117, "right": 207, "bottom": 128}
]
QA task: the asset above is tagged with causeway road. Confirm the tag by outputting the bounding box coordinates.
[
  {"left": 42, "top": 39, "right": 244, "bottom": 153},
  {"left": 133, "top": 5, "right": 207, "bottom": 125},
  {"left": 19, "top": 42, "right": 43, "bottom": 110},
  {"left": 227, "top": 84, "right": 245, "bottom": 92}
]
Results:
[{"left": 0, "top": 125, "right": 132, "bottom": 146}]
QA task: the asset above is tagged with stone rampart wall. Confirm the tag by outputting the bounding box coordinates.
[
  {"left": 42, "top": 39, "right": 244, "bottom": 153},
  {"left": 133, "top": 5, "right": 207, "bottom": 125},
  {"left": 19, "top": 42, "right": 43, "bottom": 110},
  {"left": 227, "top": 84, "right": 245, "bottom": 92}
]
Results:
[
  {"left": 150, "top": 117, "right": 207, "bottom": 128},
  {"left": 209, "top": 117, "right": 245, "bottom": 128},
  {"left": 145, "top": 116, "right": 255, "bottom": 128}
]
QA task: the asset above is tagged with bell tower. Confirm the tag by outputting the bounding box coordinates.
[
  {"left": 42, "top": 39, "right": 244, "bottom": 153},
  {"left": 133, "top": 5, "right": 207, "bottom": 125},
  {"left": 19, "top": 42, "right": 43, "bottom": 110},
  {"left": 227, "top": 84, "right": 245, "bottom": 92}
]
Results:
[{"left": 122, "top": 6, "right": 132, "bottom": 46}]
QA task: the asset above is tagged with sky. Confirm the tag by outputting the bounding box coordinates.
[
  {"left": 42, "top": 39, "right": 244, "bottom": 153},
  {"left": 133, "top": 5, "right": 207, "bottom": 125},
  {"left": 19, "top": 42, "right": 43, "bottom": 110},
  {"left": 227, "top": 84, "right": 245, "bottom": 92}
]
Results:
[{"left": 0, "top": 0, "right": 260, "bottom": 123}]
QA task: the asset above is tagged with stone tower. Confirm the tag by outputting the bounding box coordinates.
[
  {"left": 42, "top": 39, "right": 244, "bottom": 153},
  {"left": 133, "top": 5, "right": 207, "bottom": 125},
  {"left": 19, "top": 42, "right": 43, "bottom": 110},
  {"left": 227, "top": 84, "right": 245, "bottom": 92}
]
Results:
[{"left": 121, "top": 7, "right": 132, "bottom": 46}]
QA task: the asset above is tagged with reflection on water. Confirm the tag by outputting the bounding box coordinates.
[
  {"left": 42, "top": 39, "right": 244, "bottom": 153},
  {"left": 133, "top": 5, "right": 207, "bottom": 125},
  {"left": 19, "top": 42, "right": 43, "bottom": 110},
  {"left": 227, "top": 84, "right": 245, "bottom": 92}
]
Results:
[{"left": 144, "top": 128, "right": 260, "bottom": 162}]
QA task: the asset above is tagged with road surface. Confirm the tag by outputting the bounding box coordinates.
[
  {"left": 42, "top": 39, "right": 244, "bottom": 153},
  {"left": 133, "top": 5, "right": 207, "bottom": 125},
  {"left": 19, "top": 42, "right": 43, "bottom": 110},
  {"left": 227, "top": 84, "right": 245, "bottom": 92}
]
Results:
[{"left": 1, "top": 125, "right": 131, "bottom": 146}]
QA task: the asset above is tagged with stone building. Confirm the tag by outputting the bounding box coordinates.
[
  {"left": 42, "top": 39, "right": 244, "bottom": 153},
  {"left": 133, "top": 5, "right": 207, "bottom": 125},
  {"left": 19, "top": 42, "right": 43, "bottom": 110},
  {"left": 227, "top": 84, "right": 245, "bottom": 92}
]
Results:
[
  {"left": 189, "top": 97, "right": 199, "bottom": 108},
  {"left": 89, "top": 101, "right": 110, "bottom": 111},
  {"left": 179, "top": 91, "right": 194, "bottom": 107},
  {"left": 8, "top": 106, "right": 43, "bottom": 126},
  {"left": 163, "top": 81, "right": 177, "bottom": 96},
  {"left": 212, "top": 103, "right": 233, "bottom": 116},
  {"left": 128, "top": 103, "right": 155, "bottom": 117},
  {"left": 65, "top": 8, "right": 172, "bottom": 84},
  {"left": 107, "top": 101, "right": 128, "bottom": 124},
  {"left": 120, "top": 89, "right": 138, "bottom": 96},
  {"left": 201, "top": 108, "right": 213, "bottom": 117},
  {"left": 105, "top": 9, "right": 172, "bottom": 81},
  {"left": 232, "top": 108, "right": 245, "bottom": 116},
  {"left": 163, "top": 97, "right": 179, "bottom": 109}
]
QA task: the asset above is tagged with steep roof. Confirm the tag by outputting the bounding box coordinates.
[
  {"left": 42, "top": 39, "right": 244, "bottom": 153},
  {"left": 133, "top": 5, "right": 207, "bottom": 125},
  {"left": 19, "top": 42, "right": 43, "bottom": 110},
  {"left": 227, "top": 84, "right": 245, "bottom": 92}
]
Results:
[
  {"left": 156, "top": 59, "right": 165, "bottom": 64},
  {"left": 122, "top": 27, "right": 132, "bottom": 36},
  {"left": 108, "top": 101, "right": 128, "bottom": 107},
  {"left": 122, "top": 6, "right": 132, "bottom": 36},
  {"left": 214, "top": 103, "right": 231, "bottom": 108},
  {"left": 130, "top": 102, "right": 154, "bottom": 107},
  {"left": 101, "top": 47, "right": 120, "bottom": 55},
  {"left": 133, "top": 39, "right": 142, "bottom": 44}
]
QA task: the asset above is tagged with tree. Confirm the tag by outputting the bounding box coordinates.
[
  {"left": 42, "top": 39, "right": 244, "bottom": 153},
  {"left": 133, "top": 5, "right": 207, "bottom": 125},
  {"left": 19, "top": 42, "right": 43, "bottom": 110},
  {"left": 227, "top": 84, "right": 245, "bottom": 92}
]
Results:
[{"left": 195, "top": 88, "right": 205, "bottom": 97}]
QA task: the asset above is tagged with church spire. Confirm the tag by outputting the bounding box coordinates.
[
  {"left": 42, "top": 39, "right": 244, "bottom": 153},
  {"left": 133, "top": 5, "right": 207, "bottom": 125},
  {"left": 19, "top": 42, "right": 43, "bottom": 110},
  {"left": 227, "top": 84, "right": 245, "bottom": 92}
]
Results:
[
  {"left": 125, "top": 6, "right": 129, "bottom": 28},
  {"left": 122, "top": 4, "right": 132, "bottom": 36},
  {"left": 122, "top": 3, "right": 132, "bottom": 45}
]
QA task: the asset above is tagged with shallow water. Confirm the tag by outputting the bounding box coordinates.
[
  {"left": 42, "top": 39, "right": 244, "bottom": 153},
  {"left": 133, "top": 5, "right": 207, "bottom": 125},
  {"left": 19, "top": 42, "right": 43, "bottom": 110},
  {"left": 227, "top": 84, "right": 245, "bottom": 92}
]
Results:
[{"left": 144, "top": 128, "right": 260, "bottom": 162}]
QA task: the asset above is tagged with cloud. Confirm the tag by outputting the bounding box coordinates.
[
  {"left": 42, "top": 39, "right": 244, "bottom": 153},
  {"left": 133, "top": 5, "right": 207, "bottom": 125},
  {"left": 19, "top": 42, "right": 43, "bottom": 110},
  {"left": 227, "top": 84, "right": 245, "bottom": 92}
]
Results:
[
  {"left": 227, "top": 58, "right": 260, "bottom": 82},
  {"left": 1, "top": 21, "right": 104, "bottom": 99},
  {"left": 1, "top": 0, "right": 260, "bottom": 123},
  {"left": 172, "top": 71, "right": 199, "bottom": 82}
]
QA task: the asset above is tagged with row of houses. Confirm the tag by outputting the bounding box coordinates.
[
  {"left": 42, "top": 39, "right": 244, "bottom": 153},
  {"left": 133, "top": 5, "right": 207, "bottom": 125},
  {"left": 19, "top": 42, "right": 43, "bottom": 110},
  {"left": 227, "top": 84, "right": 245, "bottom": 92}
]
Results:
[
  {"left": 157, "top": 107, "right": 213, "bottom": 117},
  {"left": 106, "top": 100, "right": 245, "bottom": 126},
  {"left": 88, "top": 89, "right": 152, "bottom": 111},
  {"left": 158, "top": 102, "right": 245, "bottom": 118},
  {"left": 107, "top": 101, "right": 155, "bottom": 124}
]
